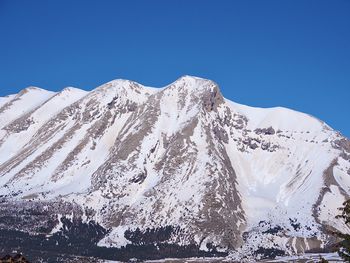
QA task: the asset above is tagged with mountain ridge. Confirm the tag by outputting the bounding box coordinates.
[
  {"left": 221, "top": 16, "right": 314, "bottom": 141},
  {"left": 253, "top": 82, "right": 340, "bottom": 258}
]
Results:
[
  {"left": 4, "top": 75, "right": 345, "bottom": 138},
  {"left": 0, "top": 76, "right": 349, "bottom": 261}
]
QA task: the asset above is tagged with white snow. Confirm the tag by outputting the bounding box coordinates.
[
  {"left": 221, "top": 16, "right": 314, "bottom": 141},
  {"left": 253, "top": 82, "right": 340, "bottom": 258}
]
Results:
[
  {"left": 226, "top": 99, "right": 326, "bottom": 133},
  {"left": 98, "top": 226, "right": 131, "bottom": 248},
  {"left": 319, "top": 185, "right": 349, "bottom": 233},
  {"left": 0, "top": 87, "right": 87, "bottom": 164},
  {"left": 0, "top": 76, "right": 349, "bottom": 259},
  {"left": 0, "top": 87, "right": 56, "bottom": 129}
]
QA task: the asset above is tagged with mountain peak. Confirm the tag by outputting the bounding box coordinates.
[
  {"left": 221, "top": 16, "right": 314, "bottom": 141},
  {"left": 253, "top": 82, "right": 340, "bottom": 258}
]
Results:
[
  {"left": 18, "top": 86, "right": 53, "bottom": 96},
  {"left": 61, "top": 86, "right": 86, "bottom": 93},
  {"left": 0, "top": 77, "right": 349, "bottom": 261},
  {"left": 170, "top": 75, "right": 218, "bottom": 90}
]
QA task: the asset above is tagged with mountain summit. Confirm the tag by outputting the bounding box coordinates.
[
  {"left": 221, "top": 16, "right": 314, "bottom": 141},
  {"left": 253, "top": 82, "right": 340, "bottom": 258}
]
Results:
[{"left": 0, "top": 76, "right": 349, "bottom": 261}]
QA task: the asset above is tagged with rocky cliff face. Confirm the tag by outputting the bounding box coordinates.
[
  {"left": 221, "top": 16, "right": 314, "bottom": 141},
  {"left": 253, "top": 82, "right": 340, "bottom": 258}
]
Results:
[{"left": 0, "top": 76, "right": 349, "bottom": 261}]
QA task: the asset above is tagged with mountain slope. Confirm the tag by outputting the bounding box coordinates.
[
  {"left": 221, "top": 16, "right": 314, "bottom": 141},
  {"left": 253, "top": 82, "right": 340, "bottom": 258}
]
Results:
[{"left": 0, "top": 76, "right": 349, "bottom": 261}]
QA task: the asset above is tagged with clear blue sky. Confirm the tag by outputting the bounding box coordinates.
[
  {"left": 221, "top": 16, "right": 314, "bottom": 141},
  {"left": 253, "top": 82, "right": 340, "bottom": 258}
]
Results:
[{"left": 0, "top": 0, "right": 349, "bottom": 137}]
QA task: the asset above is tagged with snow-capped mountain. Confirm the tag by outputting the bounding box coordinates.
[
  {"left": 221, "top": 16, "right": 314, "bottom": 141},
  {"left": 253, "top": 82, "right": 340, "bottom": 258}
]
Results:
[{"left": 0, "top": 76, "right": 349, "bottom": 261}]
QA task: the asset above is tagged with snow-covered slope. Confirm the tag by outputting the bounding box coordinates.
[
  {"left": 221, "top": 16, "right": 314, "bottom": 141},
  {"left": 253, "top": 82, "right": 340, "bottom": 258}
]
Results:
[{"left": 0, "top": 76, "right": 349, "bottom": 261}]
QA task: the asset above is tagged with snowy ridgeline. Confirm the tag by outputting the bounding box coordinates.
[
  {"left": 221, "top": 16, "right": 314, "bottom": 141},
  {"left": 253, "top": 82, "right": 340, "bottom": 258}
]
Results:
[{"left": 0, "top": 76, "right": 349, "bottom": 261}]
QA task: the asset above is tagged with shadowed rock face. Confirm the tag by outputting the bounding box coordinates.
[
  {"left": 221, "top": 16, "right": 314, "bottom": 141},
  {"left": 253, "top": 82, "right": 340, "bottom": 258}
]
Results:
[{"left": 0, "top": 76, "right": 349, "bottom": 261}]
